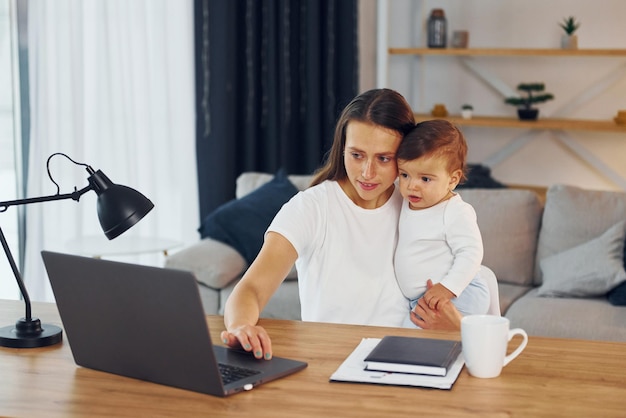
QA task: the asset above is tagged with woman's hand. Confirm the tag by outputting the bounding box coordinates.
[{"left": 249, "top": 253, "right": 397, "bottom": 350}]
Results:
[
  {"left": 220, "top": 324, "right": 273, "bottom": 360},
  {"left": 410, "top": 280, "right": 462, "bottom": 331}
]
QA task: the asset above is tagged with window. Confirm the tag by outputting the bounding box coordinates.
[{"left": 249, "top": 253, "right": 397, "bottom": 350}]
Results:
[{"left": 0, "top": 0, "right": 20, "bottom": 299}]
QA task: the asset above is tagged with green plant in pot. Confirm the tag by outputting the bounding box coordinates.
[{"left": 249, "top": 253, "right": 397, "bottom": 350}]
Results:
[
  {"left": 504, "top": 83, "right": 554, "bottom": 120},
  {"left": 559, "top": 16, "right": 580, "bottom": 49},
  {"left": 461, "top": 104, "right": 473, "bottom": 119}
]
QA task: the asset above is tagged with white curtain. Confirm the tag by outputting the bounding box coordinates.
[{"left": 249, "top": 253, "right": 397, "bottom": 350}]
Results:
[{"left": 25, "top": 0, "right": 198, "bottom": 301}]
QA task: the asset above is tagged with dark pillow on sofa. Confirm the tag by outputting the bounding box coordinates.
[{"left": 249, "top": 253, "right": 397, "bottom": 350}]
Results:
[
  {"left": 613, "top": 246, "right": 626, "bottom": 305},
  {"left": 457, "top": 164, "right": 506, "bottom": 189},
  {"left": 608, "top": 281, "right": 626, "bottom": 306},
  {"left": 198, "top": 169, "right": 299, "bottom": 264}
]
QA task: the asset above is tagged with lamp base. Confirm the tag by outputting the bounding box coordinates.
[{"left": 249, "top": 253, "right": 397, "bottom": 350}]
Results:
[{"left": 0, "top": 317, "right": 63, "bottom": 348}]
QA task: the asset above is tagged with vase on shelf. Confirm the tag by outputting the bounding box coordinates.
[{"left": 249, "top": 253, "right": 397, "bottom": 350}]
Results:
[
  {"left": 561, "top": 34, "right": 578, "bottom": 49},
  {"left": 431, "top": 104, "right": 448, "bottom": 117},
  {"left": 427, "top": 9, "right": 447, "bottom": 48}
]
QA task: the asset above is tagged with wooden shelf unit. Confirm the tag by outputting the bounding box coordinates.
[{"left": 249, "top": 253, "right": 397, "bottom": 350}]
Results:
[
  {"left": 377, "top": 2, "right": 626, "bottom": 190},
  {"left": 389, "top": 48, "right": 626, "bottom": 132},
  {"left": 389, "top": 48, "right": 626, "bottom": 57},
  {"left": 414, "top": 114, "right": 626, "bottom": 133}
]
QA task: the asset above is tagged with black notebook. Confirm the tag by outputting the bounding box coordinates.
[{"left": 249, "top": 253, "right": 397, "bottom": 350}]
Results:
[{"left": 364, "top": 336, "right": 462, "bottom": 376}]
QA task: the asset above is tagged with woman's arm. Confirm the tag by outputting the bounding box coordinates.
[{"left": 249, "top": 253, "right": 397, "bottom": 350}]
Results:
[{"left": 221, "top": 231, "right": 298, "bottom": 359}]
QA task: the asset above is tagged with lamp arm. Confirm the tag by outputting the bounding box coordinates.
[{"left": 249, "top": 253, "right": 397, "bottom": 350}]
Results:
[
  {"left": 0, "top": 184, "right": 93, "bottom": 212},
  {"left": 0, "top": 184, "right": 92, "bottom": 322}
]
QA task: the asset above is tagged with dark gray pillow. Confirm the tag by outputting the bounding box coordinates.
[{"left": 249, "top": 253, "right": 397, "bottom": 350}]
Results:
[
  {"left": 608, "top": 281, "right": 626, "bottom": 306},
  {"left": 198, "top": 169, "right": 298, "bottom": 264}
]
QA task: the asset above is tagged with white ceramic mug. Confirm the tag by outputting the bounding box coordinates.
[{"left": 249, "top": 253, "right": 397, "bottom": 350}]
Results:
[{"left": 461, "top": 315, "right": 528, "bottom": 378}]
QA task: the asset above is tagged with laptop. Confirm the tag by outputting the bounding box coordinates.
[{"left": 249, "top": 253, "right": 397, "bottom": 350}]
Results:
[{"left": 41, "top": 250, "right": 307, "bottom": 397}]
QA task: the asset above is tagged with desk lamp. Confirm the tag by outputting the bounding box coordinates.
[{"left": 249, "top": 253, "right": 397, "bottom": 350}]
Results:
[{"left": 0, "top": 153, "right": 154, "bottom": 348}]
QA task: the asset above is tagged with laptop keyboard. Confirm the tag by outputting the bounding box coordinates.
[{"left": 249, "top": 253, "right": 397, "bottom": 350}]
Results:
[{"left": 218, "top": 363, "right": 261, "bottom": 385}]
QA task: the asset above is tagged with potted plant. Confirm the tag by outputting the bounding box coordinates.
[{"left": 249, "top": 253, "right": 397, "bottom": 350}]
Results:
[
  {"left": 559, "top": 16, "right": 580, "bottom": 49},
  {"left": 504, "top": 83, "right": 554, "bottom": 120},
  {"left": 461, "top": 104, "right": 473, "bottom": 119}
]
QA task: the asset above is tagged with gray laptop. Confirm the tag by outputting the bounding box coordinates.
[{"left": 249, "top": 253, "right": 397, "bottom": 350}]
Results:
[{"left": 41, "top": 250, "right": 307, "bottom": 397}]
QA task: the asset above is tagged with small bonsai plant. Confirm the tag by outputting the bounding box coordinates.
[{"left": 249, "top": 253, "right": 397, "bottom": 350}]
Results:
[
  {"left": 504, "top": 83, "right": 554, "bottom": 120},
  {"left": 461, "top": 104, "right": 473, "bottom": 111},
  {"left": 559, "top": 16, "right": 580, "bottom": 35}
]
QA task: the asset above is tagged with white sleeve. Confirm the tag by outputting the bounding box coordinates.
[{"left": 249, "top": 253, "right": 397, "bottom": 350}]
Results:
[{"left": 266, "top": 185, "right": 326, "bottom": 257}]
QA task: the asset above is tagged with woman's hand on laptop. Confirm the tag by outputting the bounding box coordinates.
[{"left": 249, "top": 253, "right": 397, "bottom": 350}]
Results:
[{"left": 221, "top": 326, "right": 273, "bottom": 360}]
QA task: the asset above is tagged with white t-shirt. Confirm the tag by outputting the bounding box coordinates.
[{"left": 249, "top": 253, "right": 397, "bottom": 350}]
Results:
[
  {"left": 394, "top": 193, "right": 483, "bottom": 299},
  {"left": 267, "top": 180, "right": 408, "bottom": 327}
]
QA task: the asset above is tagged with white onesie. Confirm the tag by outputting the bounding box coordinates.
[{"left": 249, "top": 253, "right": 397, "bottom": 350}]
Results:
[{"left": 394, "top": 193, "right": 483, "bottom": 300}]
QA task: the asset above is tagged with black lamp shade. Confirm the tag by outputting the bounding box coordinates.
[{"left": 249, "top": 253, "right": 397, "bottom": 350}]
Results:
[{"left": 88, "top": 169, "right": 155, "bottom": 240}]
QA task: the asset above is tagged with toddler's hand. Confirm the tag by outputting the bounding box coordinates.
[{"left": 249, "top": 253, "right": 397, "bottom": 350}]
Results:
[{"left": 423, "top": 282, "right": 455, "bottom": 310}]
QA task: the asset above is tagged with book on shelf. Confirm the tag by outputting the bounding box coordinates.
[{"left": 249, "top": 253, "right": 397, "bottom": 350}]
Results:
[
  {"left": 363, "top": 335, "right": 462, "bottom": 376},
  {"left": 330, "top": 338, "right": 464, "bottom": 390}
]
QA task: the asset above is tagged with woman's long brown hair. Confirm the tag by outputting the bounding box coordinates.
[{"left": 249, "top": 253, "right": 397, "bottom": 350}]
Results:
[{"left": 310, "top": 88, "right": 415, "bottom": 187}]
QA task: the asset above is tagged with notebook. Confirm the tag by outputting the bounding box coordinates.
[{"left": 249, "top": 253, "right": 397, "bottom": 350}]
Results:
[
  {"left": 41, "top": 250, "right": 307, "bottom": 397},
  {"left": 330, "top": 338, "right": 464, "bottom": 390},
  {"left": 364, "top": 335, "right": 462, "bottom": 376}
]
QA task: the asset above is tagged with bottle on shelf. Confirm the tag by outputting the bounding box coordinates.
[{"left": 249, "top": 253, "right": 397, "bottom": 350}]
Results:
[{"left": 427, "top": 9, "right": 447, "bottom": 48}]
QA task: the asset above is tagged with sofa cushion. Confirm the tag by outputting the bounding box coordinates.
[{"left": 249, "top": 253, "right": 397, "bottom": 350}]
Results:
[
  {"left": 457, "top": 164, "right": 506, "bottom": 189},
  {"left": 505, "top": 288, "right": 626, "bottom": 342},
  {"left": 219, "top": 278, "right": 302, "bottom": 320},
  {"left": 457, "top": 188, "right": 543, "bottom": 286},
  {"left": 535, "top": 185, "right": 626, "bottom": 285},
  {"left": 165, "top": 238, "right": 247, "bottom": 289},
  {"left": 538, "top": 221, "right": 626, "bottom": 297},
  {"left": 498, "top": 282, "right": 533, "bottom": 314},
  {"left": 198, "top": 169, "right": 299, "bottom": 264}
]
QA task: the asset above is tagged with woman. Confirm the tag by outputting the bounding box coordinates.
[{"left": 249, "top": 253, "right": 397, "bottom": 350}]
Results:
[{"left": 221, "top": 89, "right": 465, "bottom": 360}]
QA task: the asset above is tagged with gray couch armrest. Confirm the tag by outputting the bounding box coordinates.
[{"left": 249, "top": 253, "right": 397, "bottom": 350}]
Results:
[
  {"left": 165, "top": 238, "right": 248, "bottom": 289},
  {"left": 165, "top": 238, "right": 249, "bottom": 315}
]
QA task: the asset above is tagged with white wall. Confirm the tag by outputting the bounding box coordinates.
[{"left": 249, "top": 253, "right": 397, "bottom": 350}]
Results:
[
  {"left": 364, "top": 0, "right": 626, "bottom": 192},
  {"left": 358, "top": 0, "right": 377, "bottom": 91}
]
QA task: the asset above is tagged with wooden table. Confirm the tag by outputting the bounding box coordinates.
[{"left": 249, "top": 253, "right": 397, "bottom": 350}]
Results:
[{"left": 1, "top": 300, "right": 625, "bottom": 417}]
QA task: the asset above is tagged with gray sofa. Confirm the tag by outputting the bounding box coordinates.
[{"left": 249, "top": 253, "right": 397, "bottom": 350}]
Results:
[{"left": 166, "top": 172, "right": 626, "bottom": 342}]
